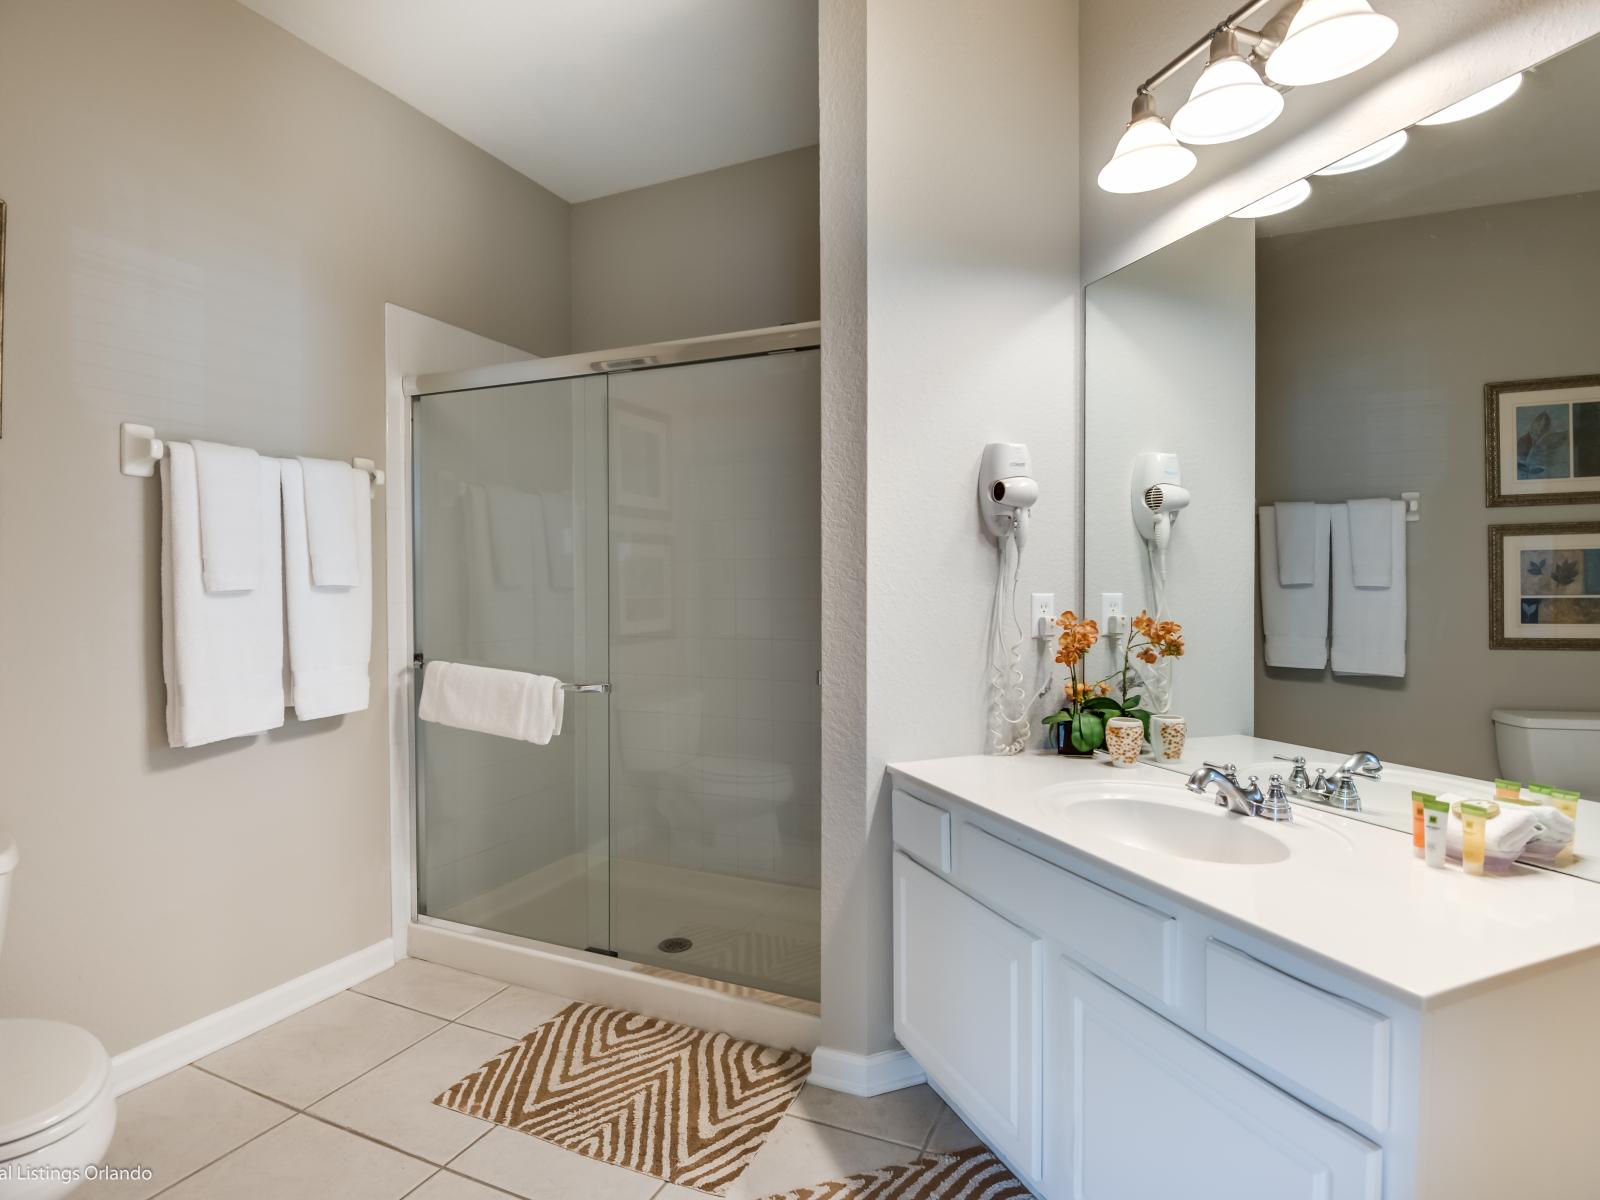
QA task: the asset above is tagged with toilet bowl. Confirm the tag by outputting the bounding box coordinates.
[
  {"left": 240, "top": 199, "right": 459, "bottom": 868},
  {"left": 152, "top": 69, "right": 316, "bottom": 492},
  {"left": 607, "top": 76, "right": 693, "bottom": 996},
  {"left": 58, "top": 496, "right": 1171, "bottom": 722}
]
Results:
[
  {"left": 0, "top": 838, "right": 117, "bottom": 1199},
  {"left": 1492, "top": 709, "right": 1600, "bottom": 796}
]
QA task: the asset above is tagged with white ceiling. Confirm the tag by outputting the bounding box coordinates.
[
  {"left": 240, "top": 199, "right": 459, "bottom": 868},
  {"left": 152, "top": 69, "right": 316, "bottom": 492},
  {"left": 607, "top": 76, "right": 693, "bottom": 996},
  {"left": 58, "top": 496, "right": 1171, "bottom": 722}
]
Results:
[
  {"left": 238, "top": 0, "right": 819, "bottom": 203},
  {"left": 1260, "top": 34, "right": 1600, "bottom": 237}
]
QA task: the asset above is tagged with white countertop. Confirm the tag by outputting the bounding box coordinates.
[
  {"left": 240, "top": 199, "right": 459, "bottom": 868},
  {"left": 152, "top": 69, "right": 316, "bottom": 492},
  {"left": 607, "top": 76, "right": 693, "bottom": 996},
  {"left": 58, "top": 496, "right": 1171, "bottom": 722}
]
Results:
[{"left": 888, "top": 751, "right": 1600, "bottom": 1008}]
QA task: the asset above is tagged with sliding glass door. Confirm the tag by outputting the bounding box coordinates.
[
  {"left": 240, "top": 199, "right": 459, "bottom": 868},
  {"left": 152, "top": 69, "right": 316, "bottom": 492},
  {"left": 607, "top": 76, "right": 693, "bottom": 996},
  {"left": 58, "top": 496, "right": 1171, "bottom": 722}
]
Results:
[{"left": 413, "top": 375, "right": 611, "bottom": 953}]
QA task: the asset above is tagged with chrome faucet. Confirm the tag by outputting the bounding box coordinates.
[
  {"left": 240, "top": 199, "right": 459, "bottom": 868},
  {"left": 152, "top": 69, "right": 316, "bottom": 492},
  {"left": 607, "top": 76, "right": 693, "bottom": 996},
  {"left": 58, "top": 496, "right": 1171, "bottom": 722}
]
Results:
[
  {"left": 1335, "top": 750, "right": 1384, "bottom": 779},
  {"left": 1187, "top": 765, "right": 1264, "bottom": 817},
  {"left": 1272, "top": 754, "right": 1311, "bottom": 794}
]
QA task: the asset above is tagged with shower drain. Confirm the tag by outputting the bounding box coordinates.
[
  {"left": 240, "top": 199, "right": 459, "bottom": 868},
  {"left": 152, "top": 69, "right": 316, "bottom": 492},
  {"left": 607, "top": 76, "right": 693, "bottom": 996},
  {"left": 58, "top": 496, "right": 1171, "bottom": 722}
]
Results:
[{"left": 657, "top": 937, "right": 694, "bottom": 954}]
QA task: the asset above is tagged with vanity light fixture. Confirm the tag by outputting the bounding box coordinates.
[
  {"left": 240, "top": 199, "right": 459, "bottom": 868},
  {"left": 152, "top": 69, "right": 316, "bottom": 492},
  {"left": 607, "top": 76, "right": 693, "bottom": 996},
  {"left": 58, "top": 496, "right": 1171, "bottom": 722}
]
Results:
[
  {"left": 1313, "top": 128, "right": 1407, "bottom": 175},
  {"left": 1097, "top": 93, "right": 1198, "bottom": 194},
  {"left": 1228, "top": 177, "right": 1312, "bottom": 218},
  {"left": 1415, "top": 72, "right": 1523, "bottom": 126},
  {"left": 1097, "top": 0, "right": 1398, "bottom": 194},
  {"left": 1171, "top": 30, "right": 1285, "bottom": 145}
]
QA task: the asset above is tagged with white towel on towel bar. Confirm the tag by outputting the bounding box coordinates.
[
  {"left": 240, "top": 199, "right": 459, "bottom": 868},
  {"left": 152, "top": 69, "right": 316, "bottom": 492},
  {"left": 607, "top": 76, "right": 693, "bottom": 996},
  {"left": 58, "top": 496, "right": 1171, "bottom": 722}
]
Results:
[
  {"left": 1331, "top": 501, "right": 1407, "bottom": 677},
  {"left": 1258, "top": 504, "right": 1331, "bottom": 669},
  {"left": 1273, "top": 502, "right": 1318, "bottom": 587},
  {"left": 418, "top": 660, "right": 564, "bottom": 745},
  {"left": 1346, "top": 497, "right": 1394, "bottom": 589},
  {"left": 281, "top": 458, "right": 372, "bottom": 720},
  {"left": 161, "top": 443, "right": 285, "bottom": 748},
  {"left": 191, "top": 439, "right": 262, "bottom": 593},
  {"left": 295, "top": 456, "right": 361, "bottom": 588}
]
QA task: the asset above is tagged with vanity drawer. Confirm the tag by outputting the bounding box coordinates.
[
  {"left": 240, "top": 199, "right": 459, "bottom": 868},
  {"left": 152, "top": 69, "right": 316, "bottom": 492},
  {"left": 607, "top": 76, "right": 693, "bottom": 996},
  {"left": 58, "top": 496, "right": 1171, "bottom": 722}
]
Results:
[
  {"left": 960, "top": 824, "right": 1177, "bottom": 1006},
  {"left": 1204, "top": 940, "right": 1391, "bottom": 1132},
  {"left": 892, "top": 788, "right": 952, "bottom": 873}
]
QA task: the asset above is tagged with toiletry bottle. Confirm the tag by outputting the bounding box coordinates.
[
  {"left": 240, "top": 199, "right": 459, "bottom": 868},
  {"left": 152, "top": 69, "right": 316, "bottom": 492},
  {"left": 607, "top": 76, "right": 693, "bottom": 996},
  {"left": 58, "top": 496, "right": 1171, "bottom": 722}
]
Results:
[
  {"left": 1457, "top": 799, "right": 1499, "bottom": 876},
  {"left": 1423, "top": 796, "right": 1449, "bottom": 868},
  {"left": 1495, "top": 778, "right": 1523, "bottom": 803},
  {"left": 1411, "top": 791, "right": 1428, "bottom": 857}
]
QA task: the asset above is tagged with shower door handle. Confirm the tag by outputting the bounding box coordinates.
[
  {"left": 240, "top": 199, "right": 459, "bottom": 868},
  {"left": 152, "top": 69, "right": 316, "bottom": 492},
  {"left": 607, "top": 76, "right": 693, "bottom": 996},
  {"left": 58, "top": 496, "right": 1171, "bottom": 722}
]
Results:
[{"left": 562, "top": 682, "right": 611, "bottom": 694}]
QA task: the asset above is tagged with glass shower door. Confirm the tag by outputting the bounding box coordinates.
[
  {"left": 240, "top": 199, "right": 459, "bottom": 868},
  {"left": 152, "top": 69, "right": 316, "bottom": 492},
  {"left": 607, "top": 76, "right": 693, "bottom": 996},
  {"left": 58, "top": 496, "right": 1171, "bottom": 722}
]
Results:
[{"left": 413, "top": 375, "right": 611, "bottom": 954}]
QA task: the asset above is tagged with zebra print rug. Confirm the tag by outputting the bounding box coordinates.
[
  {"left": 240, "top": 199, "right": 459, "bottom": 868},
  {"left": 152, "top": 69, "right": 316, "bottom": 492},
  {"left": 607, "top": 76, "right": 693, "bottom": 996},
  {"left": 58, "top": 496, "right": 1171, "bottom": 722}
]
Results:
[
  {"left": 755, "top": 1146, "right": 1033, "bottom": 1199},
  {"left": 434, "top": 1002, "right": 810, "bottom": 1194}
]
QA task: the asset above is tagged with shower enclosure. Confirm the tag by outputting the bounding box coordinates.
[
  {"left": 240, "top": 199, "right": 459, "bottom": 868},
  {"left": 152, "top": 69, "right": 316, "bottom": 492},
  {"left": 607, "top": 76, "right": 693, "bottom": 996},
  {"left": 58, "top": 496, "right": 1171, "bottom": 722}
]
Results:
[{"left": 410, "top": 326, "right": 821, "bottom": 1003}]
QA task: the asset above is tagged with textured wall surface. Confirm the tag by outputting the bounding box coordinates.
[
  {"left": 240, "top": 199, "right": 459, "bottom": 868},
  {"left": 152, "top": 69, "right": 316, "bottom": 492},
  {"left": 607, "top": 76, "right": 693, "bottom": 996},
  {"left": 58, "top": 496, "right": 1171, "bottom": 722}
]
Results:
[
  {"left": 0, "top": 0, "right": 569, "bottom": 1054},
  {"left": 1080, "top": 0, "right": 1600, "bottom": 282}
]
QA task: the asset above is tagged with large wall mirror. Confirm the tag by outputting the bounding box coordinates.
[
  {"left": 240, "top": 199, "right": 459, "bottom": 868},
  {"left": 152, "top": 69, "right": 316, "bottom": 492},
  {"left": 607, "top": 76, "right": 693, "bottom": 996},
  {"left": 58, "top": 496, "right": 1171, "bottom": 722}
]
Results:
[{"left": 1083, "top": 34, "right": 1600, "bottom": 881}]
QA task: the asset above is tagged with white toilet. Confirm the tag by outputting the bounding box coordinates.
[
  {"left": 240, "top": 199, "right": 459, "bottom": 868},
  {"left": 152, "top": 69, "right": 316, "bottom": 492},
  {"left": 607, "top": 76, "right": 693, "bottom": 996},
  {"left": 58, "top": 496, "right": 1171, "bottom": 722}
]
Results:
[
  {"left": 0, "top": 837, "right": 117, "bottom": 1199},
  {"left": 1491, "top": 709, "right": 1600, "bottom": 796}
]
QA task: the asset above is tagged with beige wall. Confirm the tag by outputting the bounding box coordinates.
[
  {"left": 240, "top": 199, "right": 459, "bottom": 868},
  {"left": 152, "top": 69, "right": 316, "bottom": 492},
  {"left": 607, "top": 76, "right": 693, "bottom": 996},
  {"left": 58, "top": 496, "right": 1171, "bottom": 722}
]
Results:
[
  {"left": 570, "top": 147, "right": 820, "bottom": 351},
  {"left": 1255, "top": 193, "right": 1600, "bottom": 778},
  {"left": 0, "top": 0, "right": 569, "bottom": 1054}
]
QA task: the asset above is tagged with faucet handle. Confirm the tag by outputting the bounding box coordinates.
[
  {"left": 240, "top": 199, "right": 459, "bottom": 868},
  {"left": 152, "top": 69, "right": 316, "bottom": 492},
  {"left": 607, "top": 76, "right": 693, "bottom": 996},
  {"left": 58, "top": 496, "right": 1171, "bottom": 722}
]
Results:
[
  {"left": 1203, "top": 760, "right": 1239, "bottom": 784},
  {"left": 1258, "top": 774, "right": 1294, "bottom": 822},
  {"left": 1273, "top": 754, "right": 1307, "bottom": 767}
]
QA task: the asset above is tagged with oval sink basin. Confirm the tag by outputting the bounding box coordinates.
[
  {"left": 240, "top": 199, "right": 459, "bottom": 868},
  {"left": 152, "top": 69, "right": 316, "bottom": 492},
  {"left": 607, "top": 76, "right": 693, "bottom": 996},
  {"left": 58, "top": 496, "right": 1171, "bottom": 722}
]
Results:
[{"left": 1059, "top": 798, "right": 1291, "bottom": 865}]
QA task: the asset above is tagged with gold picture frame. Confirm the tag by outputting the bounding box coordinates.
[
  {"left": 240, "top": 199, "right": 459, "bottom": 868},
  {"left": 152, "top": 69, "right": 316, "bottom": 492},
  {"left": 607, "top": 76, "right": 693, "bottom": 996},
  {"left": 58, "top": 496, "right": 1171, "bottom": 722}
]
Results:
[
  {"left": 1484, "top": 374, "right": 1600, "bottom": 507},
  {"left": 1489, "top": 521, "right": 1600, "bottom": 650}
]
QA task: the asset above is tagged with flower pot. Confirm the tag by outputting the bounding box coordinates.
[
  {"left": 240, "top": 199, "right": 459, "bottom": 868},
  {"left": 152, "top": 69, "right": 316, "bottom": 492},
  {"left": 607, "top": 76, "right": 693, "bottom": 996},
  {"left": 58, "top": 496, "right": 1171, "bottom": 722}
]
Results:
[{"left": 1050, "top": 721, "right": 1097, "bottom": 756}]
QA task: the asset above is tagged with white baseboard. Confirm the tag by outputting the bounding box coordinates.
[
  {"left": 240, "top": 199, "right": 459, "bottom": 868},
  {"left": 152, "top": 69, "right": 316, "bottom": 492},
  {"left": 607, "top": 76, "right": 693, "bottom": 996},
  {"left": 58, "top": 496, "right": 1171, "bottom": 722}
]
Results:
[
  {"left": 110, "top": 939, "right": 396, "bottom": 1096},
  {"left": 807, "top": 1046, "right": 926, "bottom": 1097}
]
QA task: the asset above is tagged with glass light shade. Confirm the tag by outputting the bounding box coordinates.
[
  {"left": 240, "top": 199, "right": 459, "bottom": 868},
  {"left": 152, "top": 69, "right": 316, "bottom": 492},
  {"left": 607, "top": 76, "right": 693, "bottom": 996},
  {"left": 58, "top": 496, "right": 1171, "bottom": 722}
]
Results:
[
  {"left": 1416, "top": 73, "right": 1523, "bottom": 125},
  {"left": 1228, "top": 178, "right": 1312, "bottom": 219},
  {"left": 1171, "top": 56, "right": 1286, "bottom": 145},
  {"left": 1314, "top": 129, "right": 1408, "bottom": 175},
  {"left": 1097, "top": 114, "right": 1198, "bottom": 194},
  {"left": 1264, "top": 1, "right": 1399, "bottom": 87}
]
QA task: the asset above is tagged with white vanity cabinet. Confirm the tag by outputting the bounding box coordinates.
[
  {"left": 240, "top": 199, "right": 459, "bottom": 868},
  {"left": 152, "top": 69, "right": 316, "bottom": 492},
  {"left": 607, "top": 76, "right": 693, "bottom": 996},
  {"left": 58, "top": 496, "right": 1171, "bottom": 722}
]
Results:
[{"left": 889, "top": 782, "right": 1385, "bottom": 1200}]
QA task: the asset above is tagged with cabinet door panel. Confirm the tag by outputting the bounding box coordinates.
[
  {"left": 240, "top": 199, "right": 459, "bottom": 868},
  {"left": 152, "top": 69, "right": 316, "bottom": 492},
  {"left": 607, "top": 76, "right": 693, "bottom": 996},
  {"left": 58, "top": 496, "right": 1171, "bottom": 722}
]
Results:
[
  {"left": 1048, "top": 958, "right": 1381, "bottom": 1200},
  {"left": 893, "top": 852, "right": 1040, "bottom": 1178}
]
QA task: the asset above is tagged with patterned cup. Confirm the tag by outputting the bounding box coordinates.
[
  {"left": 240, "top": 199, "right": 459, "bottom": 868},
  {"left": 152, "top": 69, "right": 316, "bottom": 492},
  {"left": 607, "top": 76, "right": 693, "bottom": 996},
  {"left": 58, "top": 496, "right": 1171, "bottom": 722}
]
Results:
[
  {"left": 1152, "top": 714, "right": 1188, "bottom": 762},
  {"left": 1105, "top": 717, "right": 1144, "bottom": 767}
]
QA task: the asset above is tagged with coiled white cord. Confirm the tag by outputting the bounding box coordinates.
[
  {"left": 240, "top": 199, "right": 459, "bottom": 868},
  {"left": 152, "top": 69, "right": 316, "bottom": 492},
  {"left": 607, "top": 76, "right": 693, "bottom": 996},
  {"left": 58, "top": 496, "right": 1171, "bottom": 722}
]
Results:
[
  {"left": 1135, "top": 513, "right": 1174, "bottom": 712},
  {"left": 986, "top": 524, "right": 1041, "bottom": 755}
]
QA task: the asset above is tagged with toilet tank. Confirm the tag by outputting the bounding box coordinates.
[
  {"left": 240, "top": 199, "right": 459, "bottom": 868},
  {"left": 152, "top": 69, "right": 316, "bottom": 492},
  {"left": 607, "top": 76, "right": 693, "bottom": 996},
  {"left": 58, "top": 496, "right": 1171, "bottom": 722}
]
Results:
[
  {"left": 0, "top": 835, "right": 17, "bottom": 961},
  {"left": 1492, "top": 710, "right": 1600, "bottom": 796}
]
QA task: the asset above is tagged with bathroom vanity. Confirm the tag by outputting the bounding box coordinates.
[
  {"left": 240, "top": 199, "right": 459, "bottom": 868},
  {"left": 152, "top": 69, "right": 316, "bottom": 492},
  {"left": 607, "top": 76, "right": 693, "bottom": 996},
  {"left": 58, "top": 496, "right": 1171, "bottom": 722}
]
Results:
[{"left": 888, "top": 753, "right": 1600, "bottom": 1200}]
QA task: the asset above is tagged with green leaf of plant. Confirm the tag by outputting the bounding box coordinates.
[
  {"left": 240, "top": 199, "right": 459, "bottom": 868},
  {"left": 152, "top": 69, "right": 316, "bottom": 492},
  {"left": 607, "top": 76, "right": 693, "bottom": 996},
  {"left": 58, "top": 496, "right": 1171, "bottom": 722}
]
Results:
[
  {"left": 1042, "top": 710, "right": 1071, "bottom": 726},
  {"left": 1122, "top": 694, "right": 1142, "bottom": 710},
  {"left": 1082, "top": 696, "right": 1120, "bottom": 712},
  {"left": 1071, "top": 711, "right": 1105, "bottom": 752}
]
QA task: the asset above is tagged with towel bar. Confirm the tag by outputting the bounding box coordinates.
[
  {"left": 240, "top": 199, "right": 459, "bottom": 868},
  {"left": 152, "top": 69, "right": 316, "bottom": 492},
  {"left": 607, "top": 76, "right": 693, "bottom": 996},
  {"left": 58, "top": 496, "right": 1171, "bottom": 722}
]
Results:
[
  {"left": 119, "top": 422, "right": 385, "bottom": 488},
  {"left": 410, "top": 655, "right": 608, "bottom": 694}
]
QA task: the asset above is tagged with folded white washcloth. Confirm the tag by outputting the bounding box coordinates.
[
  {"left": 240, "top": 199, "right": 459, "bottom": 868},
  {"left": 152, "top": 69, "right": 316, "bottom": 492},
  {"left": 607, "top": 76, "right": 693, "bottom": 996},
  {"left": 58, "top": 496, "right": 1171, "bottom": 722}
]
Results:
[
  {"left": 1259, "top": 504, "right": 1331, "bottom": 669},
  {"left": 418, "top": 660, "right": 564, "bottom": 745},
  {"left": 295, "top": 456, "right": 361, "bottom": 588},
  {"left": 1442, "top": 792, "right": 1541, "bottom": 872},
  {"left": 190, "top": 439, "right": 262, "bottom": 593},
  {"left": 1331, "top": 502, "right": 1406, "bottom": 677},
  {"left": 1274, "top": 502, "right": 1318, "bottom": 587},
  {"left": 1514, "top": 804, "right": 1576, "bottom": 865},
  {"left": 281, "top": 459, "right": 372, "bottom": 721},
  {"left": 1346, "top": 498, "right": 1394, "bottom": 589},
  {"left": 161, "top": 443, "right": 285, "bottom": 747}
]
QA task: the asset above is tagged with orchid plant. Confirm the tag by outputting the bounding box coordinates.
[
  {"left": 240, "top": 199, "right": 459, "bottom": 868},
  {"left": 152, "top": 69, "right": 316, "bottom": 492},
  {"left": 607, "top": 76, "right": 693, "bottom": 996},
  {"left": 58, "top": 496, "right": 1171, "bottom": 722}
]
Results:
[{"left": 1042, "top": 610, "right": 1185, "bottom": 753}]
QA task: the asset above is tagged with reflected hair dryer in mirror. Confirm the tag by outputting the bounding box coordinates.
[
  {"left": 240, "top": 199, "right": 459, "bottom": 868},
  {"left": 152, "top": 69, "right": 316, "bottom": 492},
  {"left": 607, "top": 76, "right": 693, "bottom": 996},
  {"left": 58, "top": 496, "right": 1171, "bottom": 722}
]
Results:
[{"left": 1131, "top": 452, "right": 1190, "bottom": 621}]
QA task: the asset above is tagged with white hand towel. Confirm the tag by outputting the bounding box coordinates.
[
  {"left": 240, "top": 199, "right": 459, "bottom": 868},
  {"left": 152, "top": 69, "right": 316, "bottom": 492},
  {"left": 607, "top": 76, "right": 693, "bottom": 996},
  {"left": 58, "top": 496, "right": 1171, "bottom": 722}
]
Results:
[
  {"left": 1330, "top": 501, "right": 1406, "bottom": 677},
  {"left": 1274, "top": 502, "right": 1318, "bottom": 586},
  {"left": 190, "top": 439, "right": 261, "bottom": 593},
  {"left": 161, "top": 443, "right": 285, "bottom": 747},
  {"left": 1442, "top": 794, "right": 1541, "bottom": 872},
  {"left": 295, "top": 456, "right": 361, "bottom": 588},
  {"left": 418, "top": 660, "right": 564, "bottom": 745},
  {"left": 1259, "top": 504, "right": 1331, "bottom": 669},
  {"left": 281, "top": 458, "right": 372, "bottom": 720},
  {"left": 1346, "top": 497, "right": 1394, "bottom": 588}
]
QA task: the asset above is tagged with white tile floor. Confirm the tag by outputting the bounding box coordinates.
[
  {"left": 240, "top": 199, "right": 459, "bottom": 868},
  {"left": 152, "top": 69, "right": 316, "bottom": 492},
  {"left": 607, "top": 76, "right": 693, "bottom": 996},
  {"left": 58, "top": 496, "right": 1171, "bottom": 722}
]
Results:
[{"left": 85, "top": 959, "right": 982, "bottom": 1200}]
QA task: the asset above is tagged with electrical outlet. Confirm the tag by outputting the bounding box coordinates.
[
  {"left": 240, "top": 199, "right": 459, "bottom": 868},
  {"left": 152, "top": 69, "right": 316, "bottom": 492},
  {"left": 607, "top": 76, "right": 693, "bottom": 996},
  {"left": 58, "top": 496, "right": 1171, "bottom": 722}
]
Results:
[
  {"left": 1101, "top": 592, "right": 1124, "bottom": 625},
  {"left": 1030, "top": 592, "right": 1056, "bottom": 639}
]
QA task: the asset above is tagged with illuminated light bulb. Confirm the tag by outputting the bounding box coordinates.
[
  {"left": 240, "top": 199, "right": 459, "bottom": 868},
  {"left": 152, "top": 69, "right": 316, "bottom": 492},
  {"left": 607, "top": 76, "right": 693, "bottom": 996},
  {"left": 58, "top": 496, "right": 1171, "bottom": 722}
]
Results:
[
  {"left": 1172, "top": 31, "right": 1285, "bottom": 145},
  {"left": 1097, "top": 95, "right": 1197, "bottom": 194},
  {"left": 1416, "top": 73, "right": 1523, "bottom": 126},
  {"left": 1264, "top": 0, "right": 1399, "bottom": 87},
  {"left": 1228, "top": 178, "right": 1312, "bottom": 219},
  {"left": 1314, "top": 129, "right": 1408, "bottom": 175}
]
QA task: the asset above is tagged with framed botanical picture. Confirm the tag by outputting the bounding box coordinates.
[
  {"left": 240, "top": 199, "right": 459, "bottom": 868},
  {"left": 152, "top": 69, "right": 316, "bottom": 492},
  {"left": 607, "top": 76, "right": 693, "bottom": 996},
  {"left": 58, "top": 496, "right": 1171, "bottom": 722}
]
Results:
[
  {"left": 1484, "top": 375, "right": 1600, "bottom": 506},
  {"left": 613, "top": 536, "right": 673, "bottom": 637},
  {"left": 610, "top": 405, "right": 671, "bottom": 516},
  {"left": 1489, "top": 522, "right": 1600, "bottom": 650}
]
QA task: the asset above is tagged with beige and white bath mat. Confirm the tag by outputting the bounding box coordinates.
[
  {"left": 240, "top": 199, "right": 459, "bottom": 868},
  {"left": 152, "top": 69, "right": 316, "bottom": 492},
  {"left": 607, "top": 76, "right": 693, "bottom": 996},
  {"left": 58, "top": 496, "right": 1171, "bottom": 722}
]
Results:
[
  {"left": 435, "top": 1001, "right": 810, "bottom": 1195},
  {"left": 755, "top": 1146, "right": 1033, "bottom": 1199}
]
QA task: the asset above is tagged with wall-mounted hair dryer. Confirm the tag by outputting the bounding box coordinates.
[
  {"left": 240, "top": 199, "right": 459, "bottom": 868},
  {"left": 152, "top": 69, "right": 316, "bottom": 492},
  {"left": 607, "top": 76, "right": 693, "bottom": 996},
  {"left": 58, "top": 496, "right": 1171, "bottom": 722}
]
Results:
[
  {"left": 980, "top": 442, "right": 1038, "bottom": 547},
  {"left": 1131, "top": 452, "right": 1190, "bottom": 544}
]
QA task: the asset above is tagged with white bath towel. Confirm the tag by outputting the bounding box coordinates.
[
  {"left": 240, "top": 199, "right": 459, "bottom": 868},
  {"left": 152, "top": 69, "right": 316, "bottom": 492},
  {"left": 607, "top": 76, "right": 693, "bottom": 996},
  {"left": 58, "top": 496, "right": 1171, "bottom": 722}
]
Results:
[
  {"left": 1259, "top": 504, "right": 1330, "bottom": 669},
  {"left": 295, "top": 456, "right": 361, "bottom": 588},
  {"left": 1346, "top": 497, "right": 1394, "bottom": 588},
  {"left": 161, "top": 443, "right": 285, "bottom": 748},
  {"left": 281, "top": 458, "right": 372, "bottom": 720},
  {"left": 1274, "top": 502, "right": 1318, "bottom": 587},
  {"left": 1330, "top": 501, "right": 1406, "bottom": 677},
  {"left": 190, "top": 439, "right": 262, "bottom": 593},
  {"left": 418, "top": 660, "right": 564, "bottom": 745}
]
